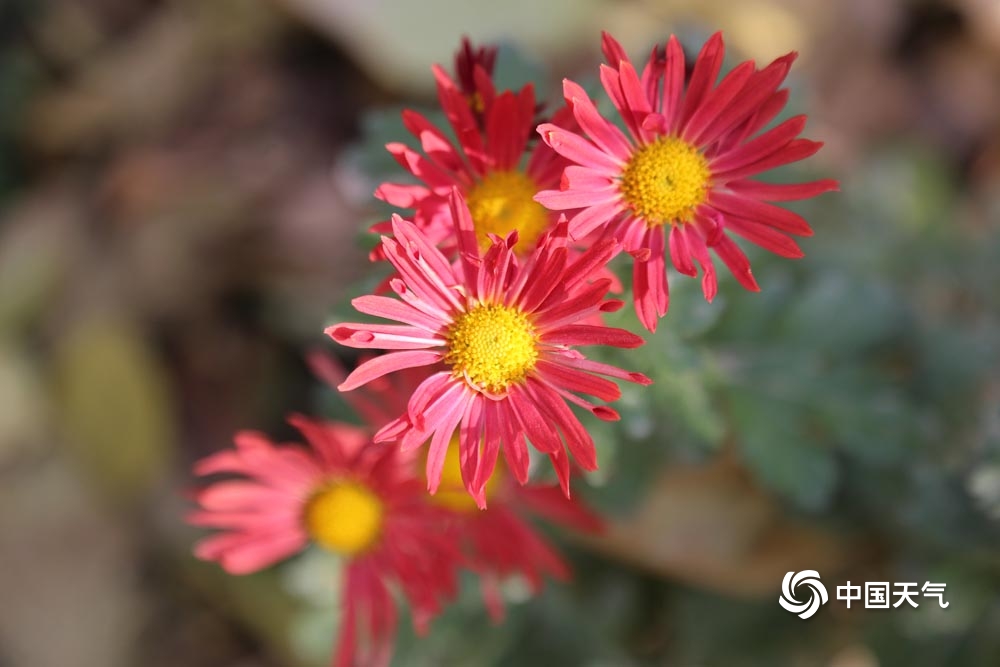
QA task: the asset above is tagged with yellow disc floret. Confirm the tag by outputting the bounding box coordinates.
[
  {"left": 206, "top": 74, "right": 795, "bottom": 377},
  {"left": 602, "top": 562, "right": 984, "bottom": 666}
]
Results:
[
  {"left": 619, "top": 136, "right": 711, "bottom": 226},
  {"left": 467, "top": 92, "right": 486, "bottom": 115},
  {"left": 445, "top": 303, "right": 538, "bottom": 394},
  {"left": 304, "top": 481, "right": 384, "bottom": 556},
  {"left": 428, "top": 436, "right": 505, "bottom": 512},
  {"left": 465, "top": 170, "right": 550, "bottom": 252}
]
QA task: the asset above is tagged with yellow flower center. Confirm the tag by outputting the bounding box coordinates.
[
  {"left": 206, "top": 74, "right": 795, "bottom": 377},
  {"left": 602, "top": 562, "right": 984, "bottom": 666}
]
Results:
[
  {"left": 445, "top": 303, "right": 538, "bottom": 393},
  {"left": 304, "top": 481, "right": 384, "bottom": 556},
  {"left": 619, "top": 136, "right": 711, "bottom": 226},
  {"left": 427, "top": 436, "right": 505, "bottom": 512},
  {"left": 467, "top": 92, "right": 485, "bottom": 114},
  {"left": 465, "top": 170, "right": 550, "bottom": 252}
]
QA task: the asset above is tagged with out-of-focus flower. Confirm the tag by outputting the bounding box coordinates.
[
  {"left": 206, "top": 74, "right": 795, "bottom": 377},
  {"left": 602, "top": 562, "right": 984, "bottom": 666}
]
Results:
[
  {"left": 188, "top": 415, "right": 460, "bottom": 667},
  {"left": 373, "top": 39, "right": 575, "bottom": 256},
  {"left": 536, "top": 32, "right": 838, "bottom": 331},
  {"left": 328, "top": 192, "right": 650, "bottom": 506},
  {"left": 453, "top": 36, "right": 499, "bottom": 122},
  {"left": 430, "top": 440, "right": 603, "bottom": 621}
]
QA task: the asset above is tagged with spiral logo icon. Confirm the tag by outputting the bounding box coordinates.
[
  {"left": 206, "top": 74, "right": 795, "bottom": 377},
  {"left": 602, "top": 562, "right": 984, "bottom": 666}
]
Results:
[{"left": 779, "top": 570, "right": 829, "bottom": 619}]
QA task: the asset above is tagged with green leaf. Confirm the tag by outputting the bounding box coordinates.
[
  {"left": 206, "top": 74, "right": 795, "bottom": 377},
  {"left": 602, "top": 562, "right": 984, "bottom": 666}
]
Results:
[{"left": 729, "top": 389, "right": 838, "bottom": 511}]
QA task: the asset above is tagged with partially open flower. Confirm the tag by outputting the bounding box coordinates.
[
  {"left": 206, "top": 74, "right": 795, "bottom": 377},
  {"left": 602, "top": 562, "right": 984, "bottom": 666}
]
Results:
[
  {"left": 373, "top": 39, "right": 576, "bottom": 258},
  {"left": 188, "top": 415, "right": 460, "bottom": 667}
]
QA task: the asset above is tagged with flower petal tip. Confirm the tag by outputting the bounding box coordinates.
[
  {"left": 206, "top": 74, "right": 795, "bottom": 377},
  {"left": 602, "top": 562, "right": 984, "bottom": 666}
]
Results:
[
  {"left": 630, "top": 372, "right": 653, "bottom": 386},
  {"left": 592, "top": 406, "right": 620, "bottom": 421}
]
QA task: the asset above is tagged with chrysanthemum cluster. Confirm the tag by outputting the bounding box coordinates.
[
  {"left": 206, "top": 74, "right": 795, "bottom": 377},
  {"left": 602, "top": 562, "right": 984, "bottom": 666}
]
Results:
[{"left": 188, "top": 32, "right": 835, "bottom": 665}]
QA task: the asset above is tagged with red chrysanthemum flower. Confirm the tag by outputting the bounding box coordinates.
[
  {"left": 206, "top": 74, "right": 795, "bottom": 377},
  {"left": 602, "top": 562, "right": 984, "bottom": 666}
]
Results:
[
  {"left": 187, "top": 415, "right": 461, "bottom": 667},
  {"left": 315, "top": 353, "right": 605, "bottom": 620},
  {"left": 373, "top": 41, "right": 574, "bottom": 257},
  {"left": 429, "top": 442, "right": 602, "bottom": 621},
  {"left": 327, "top": 192, "right": 651, "bottom": 506},
  {"left": 535, "top": 31, "right": 838, "bottom": 331}
]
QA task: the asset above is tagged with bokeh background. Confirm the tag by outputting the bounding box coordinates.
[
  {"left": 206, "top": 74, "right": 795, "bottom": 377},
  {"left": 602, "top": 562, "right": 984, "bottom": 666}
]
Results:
[{"left": 2, "top": 0, "right": 999, "bottom": 665}]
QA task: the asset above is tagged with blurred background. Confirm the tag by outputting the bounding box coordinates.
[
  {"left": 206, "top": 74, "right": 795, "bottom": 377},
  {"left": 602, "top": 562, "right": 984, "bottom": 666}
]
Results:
[{"left": 1, "top": 0, "right": 999, "bottom": 665}]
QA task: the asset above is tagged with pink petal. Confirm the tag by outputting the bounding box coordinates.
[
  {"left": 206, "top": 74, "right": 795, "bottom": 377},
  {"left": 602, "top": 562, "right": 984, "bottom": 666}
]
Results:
[
  {"left": 402, "top": 109, "right": 465, "bottom": 174},
  {"left": 525, "top": 379, "right": 598, "bottom": 471},
  {"left": 562, "top": 165, "right": 619, "bottom": 192},
  {"left": 547, "top": 447, "right": 572, "bottom": 497},
  {"left": 555, "top": 355, "right": 652, "bottom": 386},
  {"left": 562, "top": 237, "right": 622, "bottom": 293},
  {"left": 564, "top": 79, "right": 633, "bottom": 161},
  {"left": 721, "top": 214, "right": 805, "bottom": 258},
  {"left": 687, "top": 229, "right": 719, "bottom": 302},
  {"left": 661, "top": 35, "right": 686, "bottom": 129},
  {"left": 714, "top": 88, "right": 792, "bottom": 156},
  {"left": 402, "top": 376, "right": 466, "bottom": 451},
  {"left": 617, "top": 59, "right": 655, "bottom": 143},
  {"left": 385, "top": 142, "right": 455, "bottom": 189},
  {"left": 493, "top": 400, "right": 530, "bottom": 484},
  {"left": 542, "top": 379, "right": 621, "bottom": 421},
  {"left": 696, "top": 53, "right": 795, "bottom": 147},
  {"left": 679, "top": 32, "right": 725, "bottom": 127},
  {"left": 710, "top": 115, "right": 807, "bottom": 174},
  {"left": 726, "top": 178, "right": 839, "bottom": 201},
  {"left": 600, "top": 30, "right": 629, "bottom": 66},
  {"left": 535, "top": 359, "right": 621, "bottom": 401},
  {"left": 381, "top": 238, "right": 462, "bottom": 315},
  {"left": 456, "top": 397, "right": 490, "bottom": 506},
  {"left": 507, "top": 386, "right": 563, "bottom": 455},
  {"left": 425, "top": 391, "right": 470, "bottom": 495},
  {"left": 205, "top": 530, "right": 307, "bottom": 575},
  {"left": 599, "top": 64, "right": 640, "bottom": 141},
  {"left": 338, "top": 350, "right": 442, "bottom": 391},
  {"left": 717, "top": 139, "right": 825, "bottom": 181},
  {"left": 515, "top": 247, "right": 568, "bottom": 313},
  {"left": 351, "top": 295, "right": 444, "bottom": 331},
  {"left": 534, "top": 181, "right": 618, "bottom": 209},
  {"left": 669, "top": 224, "right": 697, "bottom": 276},
  {"left": 486, "top": 90, "right": 531, "bottom": 170},
  {"left": 195, "top": 481, "right": 289, "bottom": 511},
  {"left": 448, "top": 189, "right": 482, "bottom": 285},
  {"left": 633, "top": 226, "right": 668, "bottom": 332},
  {"left": 534, "top": 279, "right": 612, "bottom": 329},
  {"left": 374, "top": 182, "right": 430, "bottom": 208},
  {"left": 390, "top": 215, "right": 461, "bottom": 293},
  {"left": 326, "top": 323, "right": 443, "bottom": 350},
  {"left": 682, "top": 60, "right": 755, "bottom": 144},
  {"left": 566, "top": 199, "right": 625, "bottom": 240},
  {"left": 710, "top": 234, "right": 760, "bottom": 292},
  {"left": 542, "top": 324, "right": 646, "bottom": 348},
  {"left": 709, "top": 192, "right": 814, "bottom": 236},
  {"left": 538, "top": 123, "right": 624, "bottom": 173}
]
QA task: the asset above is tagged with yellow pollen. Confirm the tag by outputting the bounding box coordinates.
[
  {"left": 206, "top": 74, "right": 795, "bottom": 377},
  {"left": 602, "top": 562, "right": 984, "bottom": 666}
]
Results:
[
  {"left": 619, "top": 136, "right": 711, "bottom": 226},
  {"left": 445, "top": 303, "right": 538, "bottom": 393},
  {"left": 304, "top": 481, "right": 384, "bottom": 556},
  {"left": 465, "top": 170, "right": 550, "bottom": 252},
  {"left": 427, "top": 436, "right": 505, "bottom": 512},
  {"left": 467, "top": 92, "right": 485, "bottom": 114}
]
